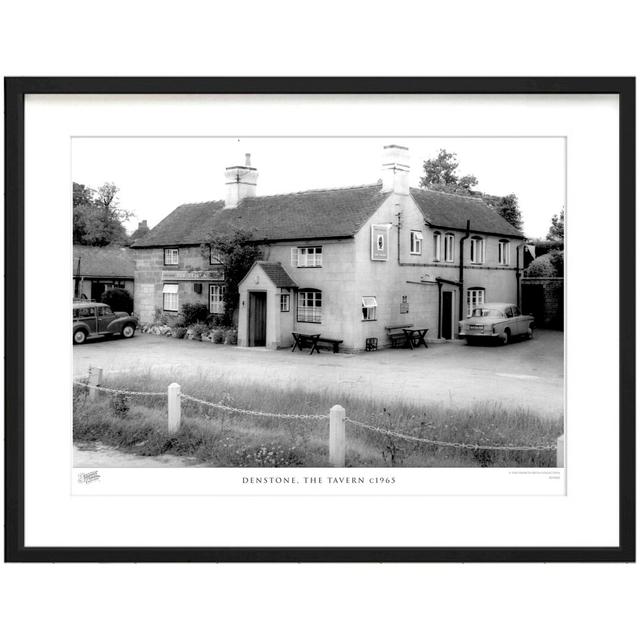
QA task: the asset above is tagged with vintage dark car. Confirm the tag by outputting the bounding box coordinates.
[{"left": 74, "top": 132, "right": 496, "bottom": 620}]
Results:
[
  {"left": 73, "top": 301, "right": 137, "bottom": 344},
  {"left": 458, "top": 302, "right": 534, "bottom": 345}
]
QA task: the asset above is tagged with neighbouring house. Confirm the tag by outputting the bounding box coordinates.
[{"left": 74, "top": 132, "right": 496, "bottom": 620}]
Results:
[
  {"left": 73, "top": 245, "right": 135, "bottom": 302},
  {"left": 131, "top": 145, "right": 525, "bottom": 350}
]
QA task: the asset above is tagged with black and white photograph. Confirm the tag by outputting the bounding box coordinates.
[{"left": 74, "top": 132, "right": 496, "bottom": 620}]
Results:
[{"left": 72, "top": 136, "right": 565, "bottom": 472}]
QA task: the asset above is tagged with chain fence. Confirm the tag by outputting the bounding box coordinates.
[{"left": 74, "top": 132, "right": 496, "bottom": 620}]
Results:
[{"left": 73, "top": 378, "right": 557, "bottom": 453}]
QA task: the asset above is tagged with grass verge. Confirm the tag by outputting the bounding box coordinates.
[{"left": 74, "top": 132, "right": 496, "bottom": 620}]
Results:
[{"left": 73, "top": 371, "right": 563, "bottom": 467}]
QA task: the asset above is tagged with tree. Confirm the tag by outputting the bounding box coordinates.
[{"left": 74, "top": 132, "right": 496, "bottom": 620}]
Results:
[
  {"left": 419, "top": 149, "right": 525, "bottom": 231},
  {"left": 485, "top": 193, "right": 524, "bottom": 232},
  {"left": 203, "top": 230, "right": 263, "bottom": 326},
  {"left": 73, "top": 181, "right": 132, "bottom": 246},
  {"left": 546, "top": 207, "right": 565, "bottom": 241},
  {"left": 419, "top": 149, "right": 478, "bottom": 195}
]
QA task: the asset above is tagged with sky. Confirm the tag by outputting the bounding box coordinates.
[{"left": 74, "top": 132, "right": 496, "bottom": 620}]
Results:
[{"left": 72, "top": 137, "right": 565, "bottom": 239}]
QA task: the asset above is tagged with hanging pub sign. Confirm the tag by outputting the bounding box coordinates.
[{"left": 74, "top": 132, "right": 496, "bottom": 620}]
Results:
[{"left": 371, "top": 223, "right": 391, "bottom": 261}]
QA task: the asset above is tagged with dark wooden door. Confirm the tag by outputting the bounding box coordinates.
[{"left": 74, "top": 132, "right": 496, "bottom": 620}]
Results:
[
  {"left": 522, "top": 284, "right": 545, "bottom": 325},
  {"left": 249, "top": 292, "right": 267, "bottom": 347},
  {"left": 442, "top": 291, "right": 453, "bottom": 339}
]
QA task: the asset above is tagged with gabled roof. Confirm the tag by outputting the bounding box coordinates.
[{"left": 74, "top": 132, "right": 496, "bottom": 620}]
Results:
[
  {"left": 73, "top": 245, "right": 135, "bottom": 278},
  {"left": 132, "top": 184, "right": 389, "bottom": 247},
  {"left": 410, "top": 188, "right": 524, "bottom": 237},
  {"left": 256, "top": 262, "right": 298, "bottom": 288}
]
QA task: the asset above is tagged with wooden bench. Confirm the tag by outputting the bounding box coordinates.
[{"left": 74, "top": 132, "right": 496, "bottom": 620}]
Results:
[
  {"left": 385, "top": 323, "right": 414, "bottom": 348},
  {"left": 315, "top": 337, "right": 343, "bottom": 354}
]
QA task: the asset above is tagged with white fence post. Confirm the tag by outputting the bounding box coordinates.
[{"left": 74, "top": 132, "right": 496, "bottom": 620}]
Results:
[
  {"left": 329, "top": 404, "right": 346, "bottom": 467},
  {"left": 556, "top": 433, "right": 565, "bottom": 468},
  {"left": 168, "top": 383, "right": 181, "bottom": 434},
  {"left": 88, "top": 367, "right": 103, "bottom": 401}
]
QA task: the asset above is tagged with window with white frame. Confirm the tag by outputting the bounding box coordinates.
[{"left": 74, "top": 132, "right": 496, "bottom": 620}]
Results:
[
  {"left": 470, "top": 236, "right": 485, "bottom": 264},
  {"left": 209, "top": 284, "right": 225, "bottom": 314},
  {"left": 433, "top": 232, "right": 442, "bottom": 261},
  {"left": 292, "top": 246, "right": 323, "bottom": 267},
  {"left": 410, "top": 230, "right": 423, "bottom": 255},
  {"left": 297, "top": 289, "right": 322, "bottom": 323},
  {"left": 467, "top": 288, "right": 485, "bottom": 316},
  {"left": 361, "top": 296, "right": 377, "bottom": 321},
  {"left": 280, "top": 293, "right": 290, "bottom": 312},
  {"left": 444, "top": 233, "right": 455, "bottom": 262},
  {"left": 210, "top": 247, "right": 224, "bottom": 265},
  {"left": 162, "top": 283, "right": 179, "bottom": 311},
  {"left": 164, "top": 248, "right": 179, "bottom": 265},
  {"left": 498, "top": 239, "right": 510, "bottom": 265}
]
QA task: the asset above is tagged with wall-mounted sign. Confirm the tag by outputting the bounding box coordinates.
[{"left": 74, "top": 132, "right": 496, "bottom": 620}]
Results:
[
  {"left": 161, "top": 266, "right": 225, "bottom": 282},
  {"left": 371, "top": 224, "right": 391, "bottom": 261}
]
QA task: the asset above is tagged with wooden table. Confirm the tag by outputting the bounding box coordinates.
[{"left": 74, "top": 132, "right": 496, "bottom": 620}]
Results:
[
  {"left": 402, "top": 328, "right": 429, "bottom": 349},
  {"left": 291, "top": 332, "right": 321, "bottom": 355}
]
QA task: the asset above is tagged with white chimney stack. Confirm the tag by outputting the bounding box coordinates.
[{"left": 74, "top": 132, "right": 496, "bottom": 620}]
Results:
[
  {"left": 381, "top": 144, "right": 410, "bottom": 194},
  {"left": 224, "top": 154, "right": 258, "bottom": 208}
]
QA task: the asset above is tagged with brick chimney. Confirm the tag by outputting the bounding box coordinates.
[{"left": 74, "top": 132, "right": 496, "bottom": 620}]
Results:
[
  {"left": 381, "top": 144, "right": 410, "bottom": 194},
  {"left": 224, "top": 153, "right": 258, "bottom": 208},
  {"left": 137, "top": 219, "right": 149, "bottom": 234}
]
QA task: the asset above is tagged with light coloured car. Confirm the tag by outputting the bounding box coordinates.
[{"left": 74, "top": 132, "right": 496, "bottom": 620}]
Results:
[
  {"left": 73, "top": 302, "right": 137, "bottom": 345},
  {"left": 458, "top": 303, "right": 534, "bottom": 345}
]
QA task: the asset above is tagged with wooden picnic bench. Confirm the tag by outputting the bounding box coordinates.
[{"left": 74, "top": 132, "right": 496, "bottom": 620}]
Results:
[
  {"left": 291, "top": 332, "right": 343, "bottom": 354},
  {"left": 291, "top": 332, "right": 321, "bottom": 355},
  {"left": 403, "top": 327, "right": 429, "bottom": 349},
  {"left": 315, "top": 337, "right": 343, "bottom": 353},
  {"left": 385, "top": 323, "right": 414, "bottom": 348}
]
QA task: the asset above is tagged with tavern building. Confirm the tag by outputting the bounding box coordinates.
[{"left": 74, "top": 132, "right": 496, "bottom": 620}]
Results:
[{"left": 131, "top": 146, "right": 524, "bottom": 351}]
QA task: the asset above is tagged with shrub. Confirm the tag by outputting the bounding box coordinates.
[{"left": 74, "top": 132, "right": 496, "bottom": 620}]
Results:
[
  {"left": 224, "top": 328, "right": 238, "bottom": 345},
  {"left": 172, "top": 327, "right": 187, "bottom": 339},
  {"left": 526, "top": 250, "right": 564, "bottom": 278},
  {"left": 101, "top": 287, "right": 133, "bottom": 313},
  {"left": 212, "top": 328, "right": 225, "bottom": 344},
  {"left": 180, "top": 303, "right": 209, "bottom": 326},
  {"left": 187, "top": 323, "right": 208, "bottom": 341}
]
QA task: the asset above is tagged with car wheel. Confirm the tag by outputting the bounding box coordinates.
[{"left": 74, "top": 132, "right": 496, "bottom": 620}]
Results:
[
  {"left": 73, "top": 329, "right": 87, "bottom": 345},
  {"left": 499, "top": 329, "right": 510, "bottom": 346},
  {"left": 122, "top": 324, "right": 135, "bottom": 339},
  {"left": 527, "top": 325, "right": 534, "bottom": 340}
]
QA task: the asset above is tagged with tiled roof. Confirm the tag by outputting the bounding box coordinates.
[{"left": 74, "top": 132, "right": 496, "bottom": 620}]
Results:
[
  {"left": 410, "top": 188, "right": 524, "bottom": 237},
  {"left": 257, "top": 262, "right": 298, "bottom": 288},
  {"left": 73, "top": 245, "right": 135, "bottom": 278},
  {"left": 132, "top": 184, "right": 389, "bottom": 247}
]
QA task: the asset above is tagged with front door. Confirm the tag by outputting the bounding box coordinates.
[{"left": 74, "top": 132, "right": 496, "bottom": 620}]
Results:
[
  {"left": 248, "top": 292, "right": 267, "bottom": 347},
  {"left": 442, "top": 291, "right": 453, "bottom": 339}
]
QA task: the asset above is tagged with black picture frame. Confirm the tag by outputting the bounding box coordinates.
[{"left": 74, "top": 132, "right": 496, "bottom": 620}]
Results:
[{"left": 4, "top": 77, "right": 635, "bottom": 563}]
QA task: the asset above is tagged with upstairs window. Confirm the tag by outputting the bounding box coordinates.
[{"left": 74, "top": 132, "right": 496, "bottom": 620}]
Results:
[
  {"left": 444, "top": 233, "right": 455, "bottom": 262},
  {"left": 164, "top": 248, "right": 179, "bottom": 266},
  {"left": 163, "top": 284, "right": 179, "bottom": 311},
  {"left": 297, "top": 289, "right": 322, "bottom": 323},
  {"left": 467, "top": 287, "right": 485, "bottom": 316},
  {"left": 433, "top": 232, "right": 442, "bottom": 261},
  {"left": 292, "top": 246, "right": 323, "bottom": 267},
  {"left": 410, "top": 231, "right": 423, "bottom": 255},
  {"left": 470, "top": 236, "right": 485, "bottom": 264},
  {"left": 498, "top": 239, "right": 510, "bottom": 266},
  {"left": 362, "top": 296, "right": 377, "bottom": 321},
  {"left": 210, "top": 248, "right": 224, "bottom": 265},
  {"left": 209, "top": 284, "right": 225, "bottom": 314}
]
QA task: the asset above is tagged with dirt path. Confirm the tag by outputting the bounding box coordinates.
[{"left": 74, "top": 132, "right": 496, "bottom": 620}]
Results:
[{"left": 74, "top": 442, "right": 199, "bottom": 468}]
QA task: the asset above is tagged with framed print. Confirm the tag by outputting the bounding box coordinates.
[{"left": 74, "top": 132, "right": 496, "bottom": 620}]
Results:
[{"left": 4, "top": 77, "right": 635, "bottom": 562}]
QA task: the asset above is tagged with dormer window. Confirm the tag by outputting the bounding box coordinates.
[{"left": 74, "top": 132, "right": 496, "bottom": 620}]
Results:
[
  {"left": 433, "top": 232, "right": 442, "bottom": 261},
  {"left": 410, "top": 230, "right": 423, "bottom": 255},
  {"left": 498, "top": 239, "right": 510, "bottom": 266},
  {"left": 470, "top": 236, "right": 485, "bottom": 264},
  {"left": 164, "top": 248, "right": 179, "bottom": 266}
]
